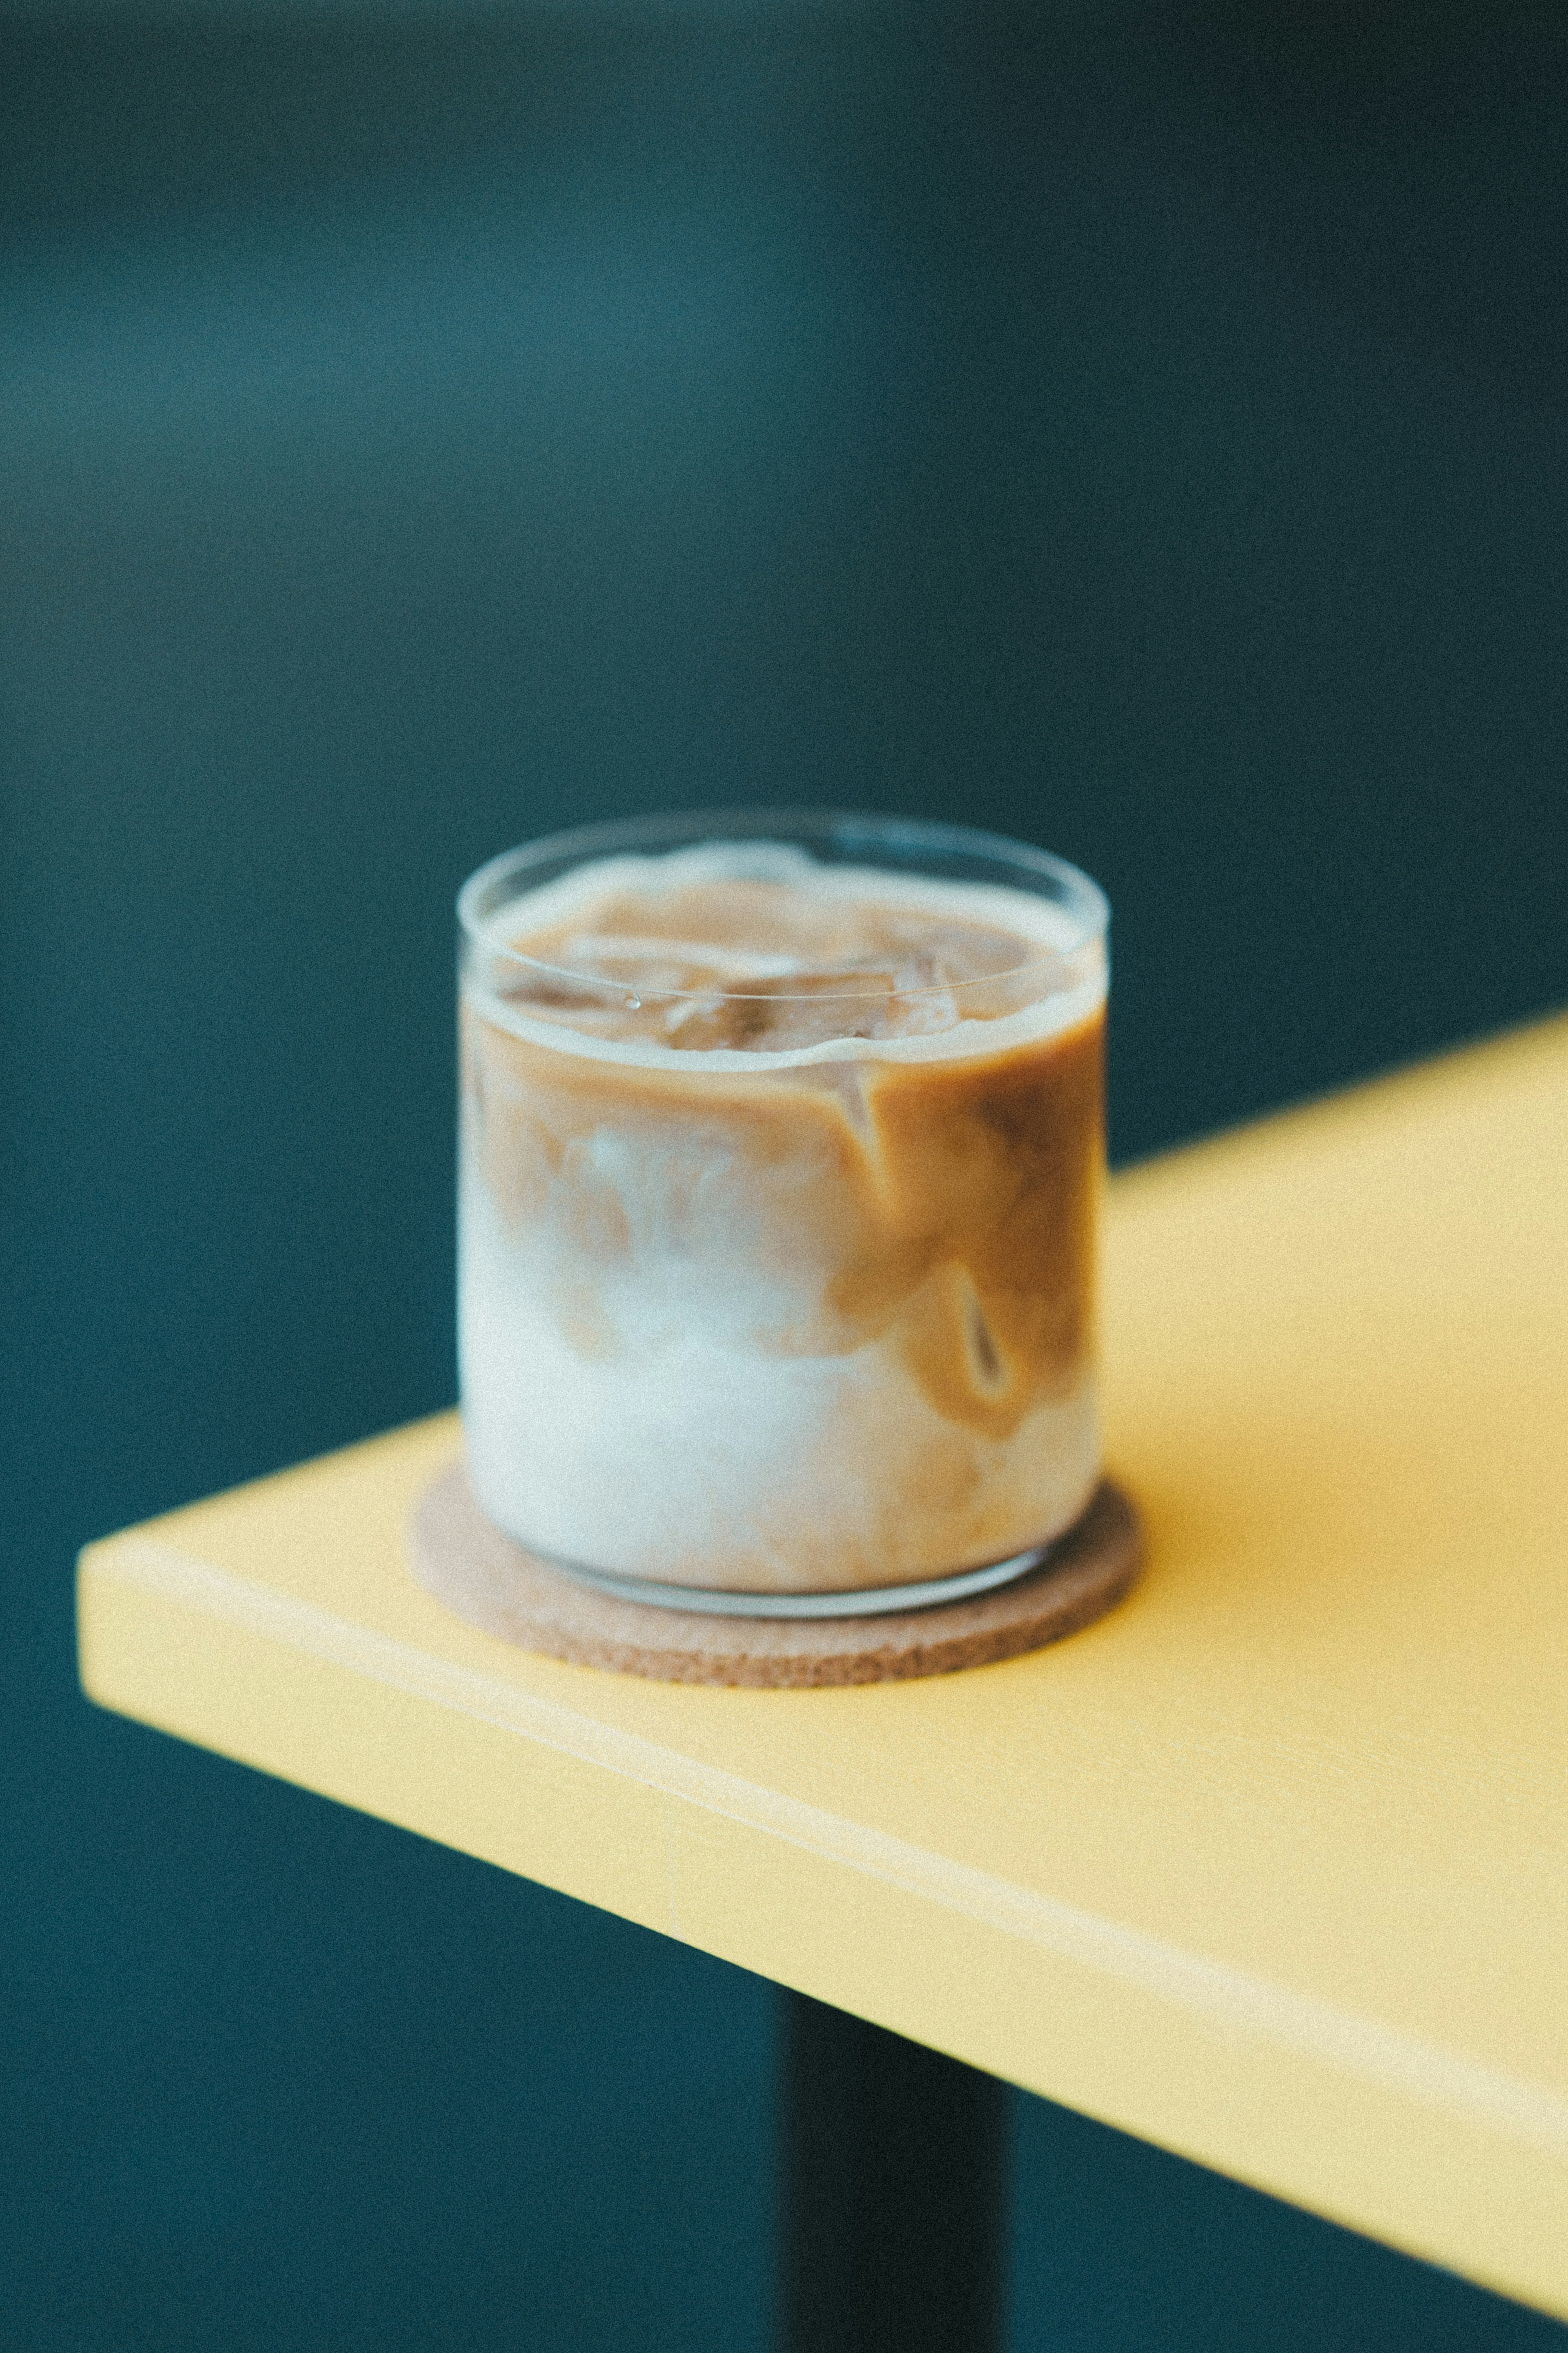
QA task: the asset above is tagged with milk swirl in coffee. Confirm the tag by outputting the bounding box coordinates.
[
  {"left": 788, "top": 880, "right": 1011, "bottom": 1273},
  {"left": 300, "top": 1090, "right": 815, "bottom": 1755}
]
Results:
[{"left": 459, "top": 840, "right": 1105, "bottom": 1594}]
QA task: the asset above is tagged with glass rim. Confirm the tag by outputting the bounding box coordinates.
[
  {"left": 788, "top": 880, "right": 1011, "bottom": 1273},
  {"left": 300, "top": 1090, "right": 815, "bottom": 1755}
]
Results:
[{"left": 457, "top": 807, "right": 1109, "bottom": 1006}]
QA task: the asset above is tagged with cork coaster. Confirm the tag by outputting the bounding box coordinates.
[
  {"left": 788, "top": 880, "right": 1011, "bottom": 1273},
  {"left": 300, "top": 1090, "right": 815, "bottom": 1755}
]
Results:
[{"left": 408, "top": 1464, "right": 1141, "bottom": 1687}]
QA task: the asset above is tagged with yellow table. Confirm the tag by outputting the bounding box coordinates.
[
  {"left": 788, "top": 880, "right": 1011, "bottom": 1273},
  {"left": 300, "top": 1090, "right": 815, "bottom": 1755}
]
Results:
[{"left": 78, "top": 1014, "right": 1568, "bottom": 2320}]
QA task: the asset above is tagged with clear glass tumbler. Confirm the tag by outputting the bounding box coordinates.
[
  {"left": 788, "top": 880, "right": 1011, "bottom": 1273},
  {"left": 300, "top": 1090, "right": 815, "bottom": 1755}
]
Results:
[{"left": 457, "top": 809, "right": 1108, "bottom": 1615}]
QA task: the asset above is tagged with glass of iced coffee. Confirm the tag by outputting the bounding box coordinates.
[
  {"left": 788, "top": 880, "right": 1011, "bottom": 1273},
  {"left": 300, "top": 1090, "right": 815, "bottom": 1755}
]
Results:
[{"left": 457, "top": 811, "right": 1107, "bottom": 1616}]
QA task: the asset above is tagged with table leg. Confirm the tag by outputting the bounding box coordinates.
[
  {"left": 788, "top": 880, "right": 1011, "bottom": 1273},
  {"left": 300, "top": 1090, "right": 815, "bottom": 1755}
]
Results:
[{"left": 782, "top": 1991, "right": 1007, "bottom": 2353}]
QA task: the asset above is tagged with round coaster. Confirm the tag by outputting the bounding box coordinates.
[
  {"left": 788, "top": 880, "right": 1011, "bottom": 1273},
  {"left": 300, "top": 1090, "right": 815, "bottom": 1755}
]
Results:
[{"left": 408, "top": 1464, "right": 1142, "bottom": 1688}]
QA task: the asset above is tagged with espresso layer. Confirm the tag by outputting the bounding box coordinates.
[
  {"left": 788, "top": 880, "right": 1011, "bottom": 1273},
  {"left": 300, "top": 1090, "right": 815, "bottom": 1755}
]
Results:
[{"left": 465, "top": 1006, "right": 1101, "bottom": 1442}]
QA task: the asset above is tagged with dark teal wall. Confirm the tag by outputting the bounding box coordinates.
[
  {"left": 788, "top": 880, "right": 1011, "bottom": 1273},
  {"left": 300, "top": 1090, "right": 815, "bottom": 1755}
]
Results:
[{"left": 3, "top": 7, "right": 1566, "bottom": 2346}]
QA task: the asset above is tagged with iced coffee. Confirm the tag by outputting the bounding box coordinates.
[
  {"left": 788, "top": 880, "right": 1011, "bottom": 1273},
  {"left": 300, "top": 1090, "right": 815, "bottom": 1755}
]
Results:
[{"left": 458, "top": 818, "right": 1107, "bottom": 1606}]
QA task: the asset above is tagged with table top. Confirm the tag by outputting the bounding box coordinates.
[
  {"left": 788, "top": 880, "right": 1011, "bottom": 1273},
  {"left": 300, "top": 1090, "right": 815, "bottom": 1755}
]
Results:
[{"left": 78, "top": 1012, "right": 1568, "bottom": 2320}]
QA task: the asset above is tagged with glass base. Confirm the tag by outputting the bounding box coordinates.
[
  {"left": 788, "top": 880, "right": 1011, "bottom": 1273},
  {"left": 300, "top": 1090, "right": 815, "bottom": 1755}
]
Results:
[{"left": 541, "top": 1537, "right": 1062, "bottom": 1619}]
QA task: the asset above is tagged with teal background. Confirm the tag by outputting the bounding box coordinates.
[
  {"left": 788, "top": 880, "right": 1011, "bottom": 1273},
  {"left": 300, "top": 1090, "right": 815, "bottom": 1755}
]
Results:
[{"left": 3, "top": 4, "right": 1566, "bottom": 2345}]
